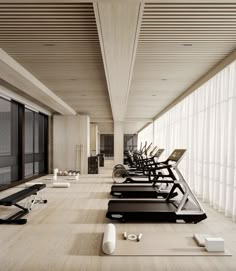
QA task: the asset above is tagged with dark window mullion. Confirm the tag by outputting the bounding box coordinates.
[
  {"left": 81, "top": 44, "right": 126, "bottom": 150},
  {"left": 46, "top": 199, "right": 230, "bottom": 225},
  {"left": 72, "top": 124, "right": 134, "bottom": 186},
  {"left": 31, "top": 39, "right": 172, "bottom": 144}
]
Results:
[
  {"left": 33, "top": 111, "right": 35, "bottom": 175},
  {"left": 19, "top": 105, "right": 25, "bottom": 179}
]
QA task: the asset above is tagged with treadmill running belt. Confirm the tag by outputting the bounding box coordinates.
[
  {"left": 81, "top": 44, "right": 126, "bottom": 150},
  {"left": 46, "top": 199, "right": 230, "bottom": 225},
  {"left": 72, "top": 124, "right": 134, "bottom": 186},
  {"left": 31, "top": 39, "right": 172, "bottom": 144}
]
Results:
[{"left": 106, "top": 200, "right": 207, "bottom": 223}]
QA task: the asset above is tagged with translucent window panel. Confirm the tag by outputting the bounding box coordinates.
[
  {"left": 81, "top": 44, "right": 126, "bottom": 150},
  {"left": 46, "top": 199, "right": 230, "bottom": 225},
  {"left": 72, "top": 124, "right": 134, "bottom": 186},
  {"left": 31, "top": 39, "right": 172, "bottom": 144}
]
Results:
[
  {"left": 124, "top": 134, "right": 138, "bottom": 152},
  {"left": 152, "top": 60, "right": 236, "bottom": 221},
  {"left": 24, "top": 109, "right": 34, "bottom": 154},
  {"left": 39, "top": 160, "right": 45, "bottom": 174},
  {"left": 137, "top": 123, "right": 153, "bottom": 149},
  {"left": 100, "top": 134, "right": 114, "bottom": 157},
  {"left": 34, "top": 113, "right": 39, "bottom": 154},
  {"left": 0, "top": 98, "right": 11, "bottom": 155},
  {"left": 0, "top": 167, "right": 11, "bottom": 185},
  {"left": 34, "top": 161, "right": 39, "bottom": 175},
  {"left": 24, "top": 162, "right": 33, "bottom": 178}
]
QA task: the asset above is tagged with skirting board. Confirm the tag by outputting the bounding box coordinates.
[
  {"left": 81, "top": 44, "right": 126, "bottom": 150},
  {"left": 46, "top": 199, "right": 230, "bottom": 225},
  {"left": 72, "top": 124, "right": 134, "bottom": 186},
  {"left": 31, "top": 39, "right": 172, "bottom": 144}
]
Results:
[{"left": 110, "top": 232, "right": 232, "bottom": 256}]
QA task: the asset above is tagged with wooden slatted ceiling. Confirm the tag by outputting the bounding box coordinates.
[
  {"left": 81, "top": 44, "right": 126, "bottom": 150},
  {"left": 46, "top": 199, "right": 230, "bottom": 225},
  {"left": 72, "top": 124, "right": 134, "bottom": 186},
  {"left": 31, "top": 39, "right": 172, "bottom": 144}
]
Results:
[
  {"left": 127, "top": 3, "right": 236, "bottom": 122},
  {"left": 0, "top": 3, "right": 112, "bottom": 124}
]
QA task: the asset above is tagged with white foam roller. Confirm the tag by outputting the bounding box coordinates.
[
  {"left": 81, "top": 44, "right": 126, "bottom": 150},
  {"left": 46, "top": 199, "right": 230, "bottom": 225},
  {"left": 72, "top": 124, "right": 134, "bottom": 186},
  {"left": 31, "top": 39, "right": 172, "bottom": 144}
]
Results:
[
  {"left": 25, "top": 182, "right": 43, "bottom": 187},
  {"left": 102, "top": 223, "right": 116, "bottom": 255},
  {"left": 52, "top": 182, "right": 70, "bottom": 188},
  {"left": 193, "top": 234, "right": 211, "bottom": 247}
]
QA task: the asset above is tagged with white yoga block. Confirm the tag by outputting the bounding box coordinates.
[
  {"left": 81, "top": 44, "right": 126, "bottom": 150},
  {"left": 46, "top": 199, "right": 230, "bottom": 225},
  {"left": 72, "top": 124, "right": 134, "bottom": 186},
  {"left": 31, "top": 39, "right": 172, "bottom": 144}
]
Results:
[
  {"left": 205, "top": 237, "right": 224, "bottom": 252},
  {"left": 25, "top": 182, "right": 43, "bottom": 187},
  {"left": 102, "top": 223, "right": 116, "bottom": 255},
  {"left": 52, "top": 182, "right": 70, "bottom": 188}
]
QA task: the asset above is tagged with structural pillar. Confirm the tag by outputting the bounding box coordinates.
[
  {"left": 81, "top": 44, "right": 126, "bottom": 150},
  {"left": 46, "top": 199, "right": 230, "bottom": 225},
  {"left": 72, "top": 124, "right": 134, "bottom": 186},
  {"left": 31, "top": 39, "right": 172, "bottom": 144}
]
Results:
[
  {"left": 79, "top": 115, "right": 90, "bottom": 174},
  {"left": 90, "top": 123, "right": 99, "bottom": 155},
  {"left": 53, "top": 115, "right": 90, "bottom": 175},
  {"left": 114, "top": 121, "right": 124, "bottom": 165}
]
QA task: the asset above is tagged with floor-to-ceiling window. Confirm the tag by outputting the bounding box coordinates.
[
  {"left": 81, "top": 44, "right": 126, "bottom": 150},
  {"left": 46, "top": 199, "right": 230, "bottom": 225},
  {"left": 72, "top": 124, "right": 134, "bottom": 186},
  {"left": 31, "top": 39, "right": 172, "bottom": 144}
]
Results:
[
  {"left": 124, "top": 134, "right": 137, "bottom": 153},
  {"left": 100, "top": 134, "right": 114, "bottom": 158},
  {"left": 139, "top": 60, "right": 236, "bottom": 221},
  {"left": 0, "top": 96, "right": 48, "bottom": 191},
  {"left": 137, "top": 123, "right": 153, "bottom": 150},
  {"left": 0, "top": 97, "right": 19, "bottom": 189},
  {"left": 24, "top": 108, "right": 48, "bottom": 178}
]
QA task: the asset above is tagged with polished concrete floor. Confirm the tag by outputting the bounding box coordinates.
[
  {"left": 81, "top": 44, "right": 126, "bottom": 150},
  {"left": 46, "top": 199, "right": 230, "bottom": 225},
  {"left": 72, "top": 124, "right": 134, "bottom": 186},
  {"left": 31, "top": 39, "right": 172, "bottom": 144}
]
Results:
[{"left": 0, "top": 165, "right": 236, "bottom": 270}]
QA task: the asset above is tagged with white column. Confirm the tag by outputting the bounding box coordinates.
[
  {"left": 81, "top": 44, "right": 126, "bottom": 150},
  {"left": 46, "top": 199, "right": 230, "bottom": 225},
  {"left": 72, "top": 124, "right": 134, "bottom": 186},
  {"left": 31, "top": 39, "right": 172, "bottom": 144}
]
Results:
[
  {"left": 114, "top": 121, "right": 124, "bottom": 165},
  {"left": 79, "top": 115, "right": 90, "bottom": 174},
  {"left": 90, "top": 123, "right": 98, "bottom": 155},
  {"left": 53, "top": 115, "right": 90, "bottom": 174}
]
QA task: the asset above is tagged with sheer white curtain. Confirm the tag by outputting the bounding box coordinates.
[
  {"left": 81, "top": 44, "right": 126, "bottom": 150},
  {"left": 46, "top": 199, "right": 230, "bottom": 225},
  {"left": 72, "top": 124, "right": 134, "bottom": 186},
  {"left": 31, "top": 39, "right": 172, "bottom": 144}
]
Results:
[
  {"left": 137, "top": 123, "right": 154, "bottom": 151},
  {"left": 149, "top": 60, "right": 236, "bottom": 221}
]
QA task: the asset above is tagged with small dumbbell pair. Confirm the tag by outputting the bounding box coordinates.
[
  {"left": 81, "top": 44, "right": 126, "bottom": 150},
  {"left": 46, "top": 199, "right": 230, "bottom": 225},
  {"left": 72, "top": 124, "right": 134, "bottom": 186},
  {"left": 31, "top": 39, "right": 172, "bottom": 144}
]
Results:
[{"left": 123, "top": 232, "right": 142, "bottom": 242}]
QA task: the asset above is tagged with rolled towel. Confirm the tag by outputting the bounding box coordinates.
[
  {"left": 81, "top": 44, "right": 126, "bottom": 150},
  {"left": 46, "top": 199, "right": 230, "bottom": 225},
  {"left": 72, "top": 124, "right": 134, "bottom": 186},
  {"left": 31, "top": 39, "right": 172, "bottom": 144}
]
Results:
[
  {"left": 53, "top": 175, "right": 57, "bottom": 181},
  {"left": 102, "top": 223, "right": 116, "bottom": 255},
  {"left": 52, "top": 182, "right": 70, "bottom": 188},
  {"left": 53, "top": 168, "right": 59, "bottom": 175}
]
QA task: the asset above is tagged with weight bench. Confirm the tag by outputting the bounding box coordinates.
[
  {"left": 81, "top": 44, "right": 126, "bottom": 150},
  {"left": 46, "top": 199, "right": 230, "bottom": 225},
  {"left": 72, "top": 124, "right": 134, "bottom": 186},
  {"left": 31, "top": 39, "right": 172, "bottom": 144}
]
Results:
[{"left": 0, "top": 184, "right": 47, "bottom": 225}]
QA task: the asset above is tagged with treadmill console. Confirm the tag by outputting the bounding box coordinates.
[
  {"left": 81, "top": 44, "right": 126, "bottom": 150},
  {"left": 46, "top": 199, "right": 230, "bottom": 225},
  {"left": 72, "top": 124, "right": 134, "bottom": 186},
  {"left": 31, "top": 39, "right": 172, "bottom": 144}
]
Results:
[
  {"left": 168, "top": 149, "right": 186, "bottom": 162},
  {"left": 154, "top": 148, "right": 164, "bottom": 158}
]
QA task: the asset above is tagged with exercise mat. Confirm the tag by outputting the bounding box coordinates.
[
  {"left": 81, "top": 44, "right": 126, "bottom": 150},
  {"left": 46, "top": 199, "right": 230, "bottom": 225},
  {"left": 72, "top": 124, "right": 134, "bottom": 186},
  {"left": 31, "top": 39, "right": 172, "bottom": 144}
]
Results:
[{"left": 111, "top": 232, "right": 232, "bottom": 256}]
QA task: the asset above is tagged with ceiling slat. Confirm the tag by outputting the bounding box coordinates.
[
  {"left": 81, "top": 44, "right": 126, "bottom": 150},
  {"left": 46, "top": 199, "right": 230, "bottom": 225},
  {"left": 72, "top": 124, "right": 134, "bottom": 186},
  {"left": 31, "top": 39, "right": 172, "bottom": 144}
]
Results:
[
  {"left": 127, "top": 2, "right": 236, "bottom": 131},
  {"left": 0, "top": 2, "right": 112, "bottom": 123}
]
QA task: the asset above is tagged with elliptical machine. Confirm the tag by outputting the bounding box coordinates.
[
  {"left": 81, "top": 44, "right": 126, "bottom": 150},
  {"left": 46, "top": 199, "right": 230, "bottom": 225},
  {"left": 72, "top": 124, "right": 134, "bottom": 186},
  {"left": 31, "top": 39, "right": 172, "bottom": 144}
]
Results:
[{"left": 112, "top": 143, "right": 164, "bottom": 183}]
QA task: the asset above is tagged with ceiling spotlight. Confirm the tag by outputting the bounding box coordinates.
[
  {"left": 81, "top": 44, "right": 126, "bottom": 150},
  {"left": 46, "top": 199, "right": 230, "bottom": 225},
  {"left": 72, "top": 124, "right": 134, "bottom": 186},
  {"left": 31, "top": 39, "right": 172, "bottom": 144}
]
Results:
[
  {"left": 161, "top": 78, "right": 167, "bottom": 81},
  {"left": 44, "top": 44, "right": 55, "bottom": 47},
  {"left": 182, "top": 43, "right": 192, "bottom": 47},
  {"left": 152, "top": 94, "right": 157, "bottom": 97}
]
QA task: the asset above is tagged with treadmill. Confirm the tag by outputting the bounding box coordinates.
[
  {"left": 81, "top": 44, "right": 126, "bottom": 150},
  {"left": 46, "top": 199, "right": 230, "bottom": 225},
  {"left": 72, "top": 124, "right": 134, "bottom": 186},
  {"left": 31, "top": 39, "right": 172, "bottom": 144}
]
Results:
[
  {"left": 106, "top": 149, "right": 207, "bottom": 223},
  {"left": 110, "top": 149, "right": 185, "bottom": 199}
]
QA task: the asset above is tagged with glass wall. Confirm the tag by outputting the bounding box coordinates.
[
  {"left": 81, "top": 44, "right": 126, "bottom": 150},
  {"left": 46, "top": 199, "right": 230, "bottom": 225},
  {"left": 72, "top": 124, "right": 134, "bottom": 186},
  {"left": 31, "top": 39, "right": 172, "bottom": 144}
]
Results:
[
  {"left": 124, "top": 134, "right": 137, "bottom": 153},
  {"left": 137, "top": 123, "right": 153, "bottom": 151},
  {"left": 0, "top": 97, "right": 19, "bottom": 188},
  {"left": 100, "top": 134, "right": 114, "bottom": 158},
  {"left": 139, "top": 60, "right": 236, "bottom": 221},
  {"left": 24, "top": 108, "right": 48, "bottom": 178},
  {"left": 0, "top": 97, "right": 48, "bottom": 190}
]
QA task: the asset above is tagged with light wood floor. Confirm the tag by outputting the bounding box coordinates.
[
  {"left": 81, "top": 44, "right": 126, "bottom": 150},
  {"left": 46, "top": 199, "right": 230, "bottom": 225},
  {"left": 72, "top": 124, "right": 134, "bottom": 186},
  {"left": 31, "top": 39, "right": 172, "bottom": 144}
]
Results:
[{"left": 0, "top": 165, "right": 236, "bottom": 271}]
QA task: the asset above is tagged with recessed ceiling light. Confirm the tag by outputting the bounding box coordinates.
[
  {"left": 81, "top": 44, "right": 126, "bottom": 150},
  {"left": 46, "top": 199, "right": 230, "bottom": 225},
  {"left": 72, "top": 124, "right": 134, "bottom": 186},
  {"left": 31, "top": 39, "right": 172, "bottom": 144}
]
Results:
[
  {"left": 152, "top": 94, "right": 157, "bottom": 97},
  {"left": 44, "top": 44, "right": 55, "bottom": 47},
  {"left": 161, "top": 78, "right": 167, "bottom": 81},
  {"left": 182, "top": 44, "right": 192, "bottom": 47}
]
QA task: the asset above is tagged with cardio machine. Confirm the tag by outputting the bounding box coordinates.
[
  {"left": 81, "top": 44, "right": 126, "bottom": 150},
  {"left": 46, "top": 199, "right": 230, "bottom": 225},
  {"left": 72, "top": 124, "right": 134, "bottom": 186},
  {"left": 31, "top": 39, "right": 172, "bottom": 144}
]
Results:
[
  {"left": 113, "top": 142, "right": 154, "bottom": 172},
  {"left": 106, "top": 149, "right": 207, "bottom": 224},
  {"left": 112, "top": 148, "right": 164, "bottom": 183},
  {"left": 110, "top": 149, "right": 185, "bottom": 199}
]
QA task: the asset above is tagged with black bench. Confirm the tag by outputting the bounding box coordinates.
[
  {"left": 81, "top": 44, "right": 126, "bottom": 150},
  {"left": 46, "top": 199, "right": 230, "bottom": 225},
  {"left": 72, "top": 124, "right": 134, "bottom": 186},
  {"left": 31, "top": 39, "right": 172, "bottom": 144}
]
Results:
[{"left": 0, "top": 184, "right": 47, "bottom": 225}]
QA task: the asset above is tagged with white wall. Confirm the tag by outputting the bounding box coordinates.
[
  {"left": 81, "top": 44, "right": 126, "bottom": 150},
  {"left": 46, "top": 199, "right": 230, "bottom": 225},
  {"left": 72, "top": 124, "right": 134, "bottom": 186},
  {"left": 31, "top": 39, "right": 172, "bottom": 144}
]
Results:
[{"left": 53, "top": 115, "right": 90, "bottom": 174}]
